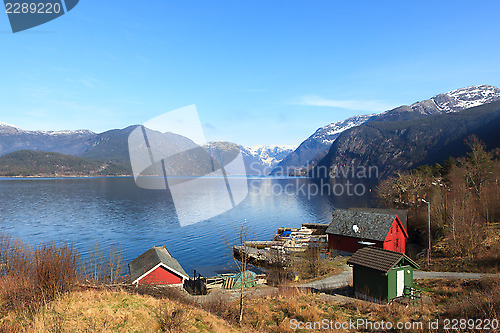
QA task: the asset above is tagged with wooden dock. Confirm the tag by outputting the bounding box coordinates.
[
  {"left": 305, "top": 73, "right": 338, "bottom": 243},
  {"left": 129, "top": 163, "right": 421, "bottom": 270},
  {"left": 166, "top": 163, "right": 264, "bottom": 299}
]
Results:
[
  {"left": 234, "top": 222, "right": 330, "bottom": 267},
  {"left": 244, "top": 240, "right": 281, "bottom": 249},
  {"left": 301, "top": 223, "right": 329, "bottom": 234},
  {"left": 233, "top": 246, "right": 288, "bottom": 267}
]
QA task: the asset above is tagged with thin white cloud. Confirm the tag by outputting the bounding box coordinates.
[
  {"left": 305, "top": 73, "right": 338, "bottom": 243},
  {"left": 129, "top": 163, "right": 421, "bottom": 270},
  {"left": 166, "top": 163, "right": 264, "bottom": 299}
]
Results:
[{"left": 298, "top": 95, "right": 395, "bottom": 112}]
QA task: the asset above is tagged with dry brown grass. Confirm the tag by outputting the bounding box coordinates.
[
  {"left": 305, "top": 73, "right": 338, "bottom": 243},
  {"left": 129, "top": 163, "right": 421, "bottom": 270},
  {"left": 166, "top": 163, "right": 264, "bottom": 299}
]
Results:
[
  {"left": 1, "top": 289, "right": 247, "bottom": 333},
  {"left": 123, "top": 284, "right": 195, "bottom": 307},
  {"left": 292, "top": 257, "right": 345, "bottom": 284},
  {"left": 232, "top": 287, "right": 344, "bottom": 332},
  {"left": 2, "top": 277, "right": 498, "bottom": 333},
  {"left": 422, "top": 224, "right": 500, "bottom": 274},
  {"left": 201, "top": 293, "right": 241, "bottom": 324},
  {"left": 0, "top": 234, "right": 79, "bottom": 317},
  {"left": 418, "top": 277, "right": 500, "bottom": 320},
  {"left": 236, "top": 279, "right": 500, "bottom": 332}
]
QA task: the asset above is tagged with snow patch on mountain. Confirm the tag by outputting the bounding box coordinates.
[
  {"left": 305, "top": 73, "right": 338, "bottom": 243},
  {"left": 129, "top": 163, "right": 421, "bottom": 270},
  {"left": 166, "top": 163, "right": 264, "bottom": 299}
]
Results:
[
  {"left": 310, "top": 114, "right": 375, "bottom": 145},
  {"left": 40, "top": 129, "right": 95, "bottom": 136},
  {"left": 433, "top": 85, "right": 500, "bottom": 113},
  {"left": 242, "top": 145, "right": 296, "bottom": 168},
  {"left": 0, "top": 122, "right": 19, "bottom": 129},
  {"left": 0, "top": 123, "right": 95, "bottom": 136}
]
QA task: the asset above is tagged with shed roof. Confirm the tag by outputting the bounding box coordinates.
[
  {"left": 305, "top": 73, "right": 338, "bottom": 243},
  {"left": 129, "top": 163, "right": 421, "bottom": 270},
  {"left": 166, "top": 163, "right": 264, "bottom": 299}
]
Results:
[
  {"left": 348, "top": 208, "right": 408, "bottom": 232},
  {"left": 326, "top": 209, "right": 406, "bottom": 241},
  {"left": 347, "top": 246, "right": 419, "bottom": 273},
  {"left": 129, "top": 246, "right": 189, "bottom": 283}
]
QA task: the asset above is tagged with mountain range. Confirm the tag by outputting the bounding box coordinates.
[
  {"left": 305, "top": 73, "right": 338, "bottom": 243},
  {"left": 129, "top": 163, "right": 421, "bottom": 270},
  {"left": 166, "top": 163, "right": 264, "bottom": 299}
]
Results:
[
  {"left": 312, "top": 99, "right": 500, "bottom": 178},
  {"left": 0, "top": 123, "right": 295, "bottom": 176},
  {"left": 272, "top": 84, "right": 500, "bottom": 176},
  {"left": 1, "top": 84, "right": 499, "bottom": 178},
  {"left": 269, "top": 114, "right": 376, "bottom": 175}
]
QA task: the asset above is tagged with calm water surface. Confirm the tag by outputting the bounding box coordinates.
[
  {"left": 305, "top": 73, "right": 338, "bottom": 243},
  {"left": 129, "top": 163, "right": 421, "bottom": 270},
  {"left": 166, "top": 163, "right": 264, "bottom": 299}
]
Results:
[{"left": 0, "top": 177, "right": 375, "bottom": 275}]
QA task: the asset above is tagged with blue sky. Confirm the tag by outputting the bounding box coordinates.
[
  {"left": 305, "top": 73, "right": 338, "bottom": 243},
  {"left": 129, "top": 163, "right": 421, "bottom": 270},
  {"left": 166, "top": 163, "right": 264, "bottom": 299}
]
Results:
[{"left": 1, "top": 0, "right": 500, "bottom": 146}]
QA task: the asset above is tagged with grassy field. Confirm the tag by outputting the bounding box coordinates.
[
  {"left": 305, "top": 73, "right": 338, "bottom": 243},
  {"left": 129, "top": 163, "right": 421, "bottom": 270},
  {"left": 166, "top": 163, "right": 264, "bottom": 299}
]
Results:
[
  {"left": 1, "top": 288, "right": 244, "bottom": 333},
  {"left": 1, "top": 276, "right": 499, "bottom": 332}
]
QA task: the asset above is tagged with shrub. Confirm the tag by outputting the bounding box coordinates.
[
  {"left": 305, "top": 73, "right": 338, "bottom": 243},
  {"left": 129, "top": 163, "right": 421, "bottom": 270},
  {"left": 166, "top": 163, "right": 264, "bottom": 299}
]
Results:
[
  {"left": 201, "top": 294, "right": 240, "bottom": 323},
  {"left": 0, "top": 234, "right": 80, "bottom": 316},
  {"left": 156, "top": 303, "right": 188, "bottom": 332},
  {"left": 446, "top": 277, "right": 500, "bottom": 319}
]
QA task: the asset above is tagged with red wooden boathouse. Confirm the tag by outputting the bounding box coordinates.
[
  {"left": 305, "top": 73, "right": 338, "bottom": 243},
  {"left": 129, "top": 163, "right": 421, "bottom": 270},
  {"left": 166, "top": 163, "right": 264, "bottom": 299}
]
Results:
[
  {"left": 129, "top": 246, "right": 189, "bottom": 285},
  {"left": 326, "top": 209, "right": 408, "bottom": 254}
]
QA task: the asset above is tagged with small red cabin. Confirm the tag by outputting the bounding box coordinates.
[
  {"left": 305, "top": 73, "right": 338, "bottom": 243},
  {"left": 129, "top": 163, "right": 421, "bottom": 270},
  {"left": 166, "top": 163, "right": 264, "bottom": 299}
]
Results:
[
  {"left": 326, "top": 209, "right": 408, "bottom": 254},
  {"left": 129, "top": 246, "right": 189, "bottom": 285}
]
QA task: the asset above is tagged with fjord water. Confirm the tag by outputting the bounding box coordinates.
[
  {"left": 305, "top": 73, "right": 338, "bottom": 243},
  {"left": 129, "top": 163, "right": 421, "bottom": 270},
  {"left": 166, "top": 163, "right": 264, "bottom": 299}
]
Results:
[{"left": 0, "top": 177, "right": 374, "bottom": 275}]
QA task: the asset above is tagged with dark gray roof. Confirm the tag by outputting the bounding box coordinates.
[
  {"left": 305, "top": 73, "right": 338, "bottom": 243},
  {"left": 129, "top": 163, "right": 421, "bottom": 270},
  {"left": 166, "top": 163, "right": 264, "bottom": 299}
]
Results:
[
  {"left": 326, "top": 209, "right": 403, "bottom": 241},
  {"left": 347, "top": 246, "right": 419, "bottom": 272},
  {"left": 348, "top": 208, "right": 408, "bottom": 232},
  {"left": 129, "top": 246, "right": 189, "bottom": 283}
]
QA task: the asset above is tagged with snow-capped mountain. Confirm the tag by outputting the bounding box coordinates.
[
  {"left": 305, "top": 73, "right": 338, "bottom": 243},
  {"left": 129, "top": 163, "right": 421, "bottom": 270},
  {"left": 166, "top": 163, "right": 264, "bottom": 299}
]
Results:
[
  {"left": 312, "top": 89, "right": 500, "bottom": 179},
  {"left": 0, "top": 123, "right": 97, "bottom": 156},
  {"left": 272, "top": 85, "right": 500, "bottom": 176},
  {"left": 3, "top": 85, "right": 498, "bottom": 177},
  {"left": 433, "top": 85, "right": 500, "bottom": 113},
  {"left": 270, "top": 114, "right": 375, "bottom": 175},
  {"left": 0, "top": 122, "right": 94, "bottom": 136},
  {"left": 309, "top": 114, "right": 376, "bottom": 146},
  {"left": 377, "top": 85, "right": 500, "bottom": 122},
  {"left": 0, "top": 122, "right": 296, "bottom": 176},
  {"left": 242, "top": 145, "right": 296, "bottom": 168},
  {"left": 0, "top": 122, "right": 20, "bottom": 129},
  {"left": 205, "top": 142, "right": 296, "bottom": 175},
  {"left": 0, "top": 122, "right": 22, "bottom": 135}
]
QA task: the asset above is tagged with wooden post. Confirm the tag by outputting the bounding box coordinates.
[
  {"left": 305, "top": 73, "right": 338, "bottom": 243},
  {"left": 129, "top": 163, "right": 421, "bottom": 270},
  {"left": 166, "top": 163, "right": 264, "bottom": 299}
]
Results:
[
  {"left": 421, "top": 198, "right": 431, "bottom": 266},
  {"left": 427, "top": 201, "right": 431, "bottom": 265}
]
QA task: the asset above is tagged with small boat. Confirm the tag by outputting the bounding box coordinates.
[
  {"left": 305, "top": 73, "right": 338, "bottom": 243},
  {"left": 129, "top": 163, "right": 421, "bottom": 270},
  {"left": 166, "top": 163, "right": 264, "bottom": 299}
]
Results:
[
  {"left": 275, "top": 226, "right": 313, "bottom": 241},
  {"left": 295, "top": 226, "right": 313, "bottom": 236},
  {"left": 282, "top": 237, "right": 311, "bottom": 252}
]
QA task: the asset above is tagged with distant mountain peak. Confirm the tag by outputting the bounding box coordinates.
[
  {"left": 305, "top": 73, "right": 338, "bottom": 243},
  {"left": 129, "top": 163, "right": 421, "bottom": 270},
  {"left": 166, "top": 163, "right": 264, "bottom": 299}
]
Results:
[
  {"left": 242, "top": 145, "right": 297, "bottom": 169},
  {"left": 272, "top": 84, "right": 500, "bottom": 176},
  {"left": 311, "top": 114, "right": 376, "bottom": 145},
  {"left": 0, "top": 123, "right": 95, "bottom": 136},
  {"left": 270, "top": 114, "right": 376, "bottom": 175},
  {"left": 0, "top": 122, "right": 19, "bottom": 128},
  {"left": 376, "top": 84, "right": 500, "bottom": 122},
  {"left": 38, "top": 129, "right": 96, "bottom": 136},
  {"left": 245, "top": 144, "right": 297, "bottom": 154},
  {"left": 311, "top": 98, "right": 500, "bottom": 179}
]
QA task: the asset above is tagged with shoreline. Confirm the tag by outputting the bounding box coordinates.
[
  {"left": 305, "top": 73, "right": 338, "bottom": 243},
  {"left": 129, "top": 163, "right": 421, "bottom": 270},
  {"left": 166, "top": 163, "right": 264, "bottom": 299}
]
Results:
[
  {"left": 0, "top": 175, "right": 312, "bottom": 180},
  {"left": 0, "top": 174, "right": 133, "bottom": 180}
]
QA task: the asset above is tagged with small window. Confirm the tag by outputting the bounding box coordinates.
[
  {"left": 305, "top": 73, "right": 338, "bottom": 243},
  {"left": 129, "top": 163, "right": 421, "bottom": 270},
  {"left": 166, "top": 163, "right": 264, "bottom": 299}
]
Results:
[
  {"left": 396, "top": 225, "right": 399, "bottom": 233},
  {"left": 396, "top": 238, "right": 399, "bottom": 249}
]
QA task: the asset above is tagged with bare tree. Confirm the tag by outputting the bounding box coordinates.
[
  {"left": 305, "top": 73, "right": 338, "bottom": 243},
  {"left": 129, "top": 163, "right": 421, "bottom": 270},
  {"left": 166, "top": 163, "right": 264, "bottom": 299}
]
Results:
[
  {"left": 464, "top": 135, "right": 494, "bottom": 197},
  {"left": 83, "top": 240, "right": 124, "bottom": 284},
  {"left": 84, "top": 239, "right": 104, "bottom": 282},
  {"left": 377, "top": 171, "right": 429, "bottom": 207},
  {"left": 221, "top": 219, "right": 253, "bottom": 324},
  {"left": 108, "top": 245, "right": 124, "bottom": 284},
  {"left": 378, "top": 136, "right": 500, "bottom": 261}
]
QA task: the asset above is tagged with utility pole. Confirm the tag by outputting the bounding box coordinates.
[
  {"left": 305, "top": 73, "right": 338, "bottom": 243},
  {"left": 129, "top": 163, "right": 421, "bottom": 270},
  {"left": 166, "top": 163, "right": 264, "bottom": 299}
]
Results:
[{"left": 420, "top": 199, "right": 431, "bottom": 266}]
